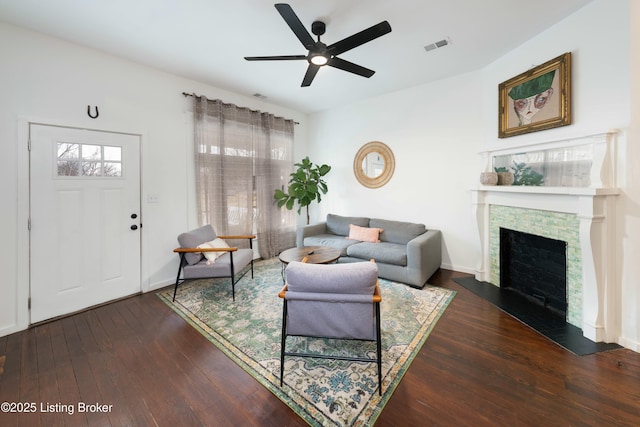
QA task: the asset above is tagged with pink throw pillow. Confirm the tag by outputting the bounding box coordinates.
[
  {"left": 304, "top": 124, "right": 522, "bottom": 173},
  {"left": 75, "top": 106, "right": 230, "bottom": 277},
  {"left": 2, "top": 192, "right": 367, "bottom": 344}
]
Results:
[{"left": 347, "top": 224, "right": 383, "bottom": 243}]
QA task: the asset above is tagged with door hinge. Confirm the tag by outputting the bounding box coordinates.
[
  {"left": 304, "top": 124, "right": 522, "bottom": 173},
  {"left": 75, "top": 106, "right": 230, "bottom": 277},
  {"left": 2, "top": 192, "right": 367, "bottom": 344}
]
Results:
[
  {"left": 28, "top": 217, "right": 31, "bottom": 230},
  {"left": 28, "top": 138, "right": 31, "bottom": 151},
  {"left": 28, "top": 297, "right": 31, "bottom": 310}
]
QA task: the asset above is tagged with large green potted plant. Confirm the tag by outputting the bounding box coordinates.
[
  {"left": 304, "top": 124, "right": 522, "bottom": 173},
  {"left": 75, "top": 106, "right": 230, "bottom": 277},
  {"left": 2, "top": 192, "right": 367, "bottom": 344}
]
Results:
[{"left": 274, "top": 156, "right": 331, "bottom": 224}]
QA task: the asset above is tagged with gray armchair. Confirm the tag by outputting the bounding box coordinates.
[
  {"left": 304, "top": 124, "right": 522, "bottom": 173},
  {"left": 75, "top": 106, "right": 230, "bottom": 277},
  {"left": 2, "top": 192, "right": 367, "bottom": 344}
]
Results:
[
  {"left": 278, "top": 259, "right": 383, "bottom": 395},
  {"left": 173, "top": 224, "right": 255, "bottom": 301}
]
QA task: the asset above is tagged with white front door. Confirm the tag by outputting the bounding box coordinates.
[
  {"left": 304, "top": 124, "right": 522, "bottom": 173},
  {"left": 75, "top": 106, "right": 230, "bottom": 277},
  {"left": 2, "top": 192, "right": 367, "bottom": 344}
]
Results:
[{"left": 29, "top": 124, "right": 141, "bottom": 323}]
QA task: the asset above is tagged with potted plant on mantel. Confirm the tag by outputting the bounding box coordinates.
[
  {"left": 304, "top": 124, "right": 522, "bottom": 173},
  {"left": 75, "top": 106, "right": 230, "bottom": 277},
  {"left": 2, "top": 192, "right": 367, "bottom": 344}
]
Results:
[
  {"left": 495, "top": 161, "right": 544, "bottom": 186},
  {"left": 274, "top": 156, "right": 331, "bottom": 225}
]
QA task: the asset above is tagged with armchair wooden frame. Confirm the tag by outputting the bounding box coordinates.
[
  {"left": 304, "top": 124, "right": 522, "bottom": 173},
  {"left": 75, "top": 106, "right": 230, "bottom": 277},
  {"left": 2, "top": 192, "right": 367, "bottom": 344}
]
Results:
[
  {"left": 173, "top": 234, "right": 255, "bottom": 302},
  {"left": 278, "top": 258, "right": 383, "bottom": 395}
]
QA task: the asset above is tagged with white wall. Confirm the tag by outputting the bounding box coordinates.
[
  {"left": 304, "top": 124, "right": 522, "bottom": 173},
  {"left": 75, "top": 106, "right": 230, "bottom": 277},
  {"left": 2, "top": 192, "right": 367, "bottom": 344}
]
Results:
[
  {"left": 482, "top": 0, "right": 630, "bottom": 142},
  {"left": 621, "top": 0, "right": 640, "bottom": 351},
  {"left": 308, "top": 0, "right": 639, "bottom": 350},
  {"left": 308, "top": 72, "right": 484, "bottom": 273},
  {"left": 0, "top": 23, "right": 308, "bottom": 336}
]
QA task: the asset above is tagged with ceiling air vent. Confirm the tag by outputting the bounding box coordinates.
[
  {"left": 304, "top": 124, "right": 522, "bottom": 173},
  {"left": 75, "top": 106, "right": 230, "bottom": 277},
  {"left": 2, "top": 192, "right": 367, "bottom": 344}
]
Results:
[{"left": 424, "top": 37, "right": 451, "bottom": 52}]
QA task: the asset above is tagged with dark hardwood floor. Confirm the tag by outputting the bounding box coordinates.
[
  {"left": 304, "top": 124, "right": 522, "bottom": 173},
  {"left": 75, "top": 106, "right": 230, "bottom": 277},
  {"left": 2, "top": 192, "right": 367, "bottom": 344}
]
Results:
[{"left": 1, "top": 269, "right": 638, "bottom": 426}]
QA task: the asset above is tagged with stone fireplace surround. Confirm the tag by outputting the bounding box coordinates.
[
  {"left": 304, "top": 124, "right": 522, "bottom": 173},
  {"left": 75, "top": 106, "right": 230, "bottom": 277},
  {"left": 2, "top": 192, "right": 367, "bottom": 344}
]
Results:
[
  {"left": 471, "top": 132, "right": 619, "bottom": 343},
  {"left": 489, "top": 205, "right": 582, "bottom": 327}
]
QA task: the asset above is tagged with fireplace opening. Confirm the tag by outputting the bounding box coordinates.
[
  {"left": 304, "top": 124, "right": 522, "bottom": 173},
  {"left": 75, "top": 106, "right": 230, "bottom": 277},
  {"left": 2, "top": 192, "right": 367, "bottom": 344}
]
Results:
[{"left": 500, "top": 228, "right": 567, "bottom": 318}]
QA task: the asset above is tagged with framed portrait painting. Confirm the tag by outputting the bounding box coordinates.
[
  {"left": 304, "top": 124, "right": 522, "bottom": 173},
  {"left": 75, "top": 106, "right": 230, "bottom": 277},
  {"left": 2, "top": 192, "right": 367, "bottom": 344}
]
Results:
[{"left": 498, "top": 52, "right": 571, "bottom": 138}]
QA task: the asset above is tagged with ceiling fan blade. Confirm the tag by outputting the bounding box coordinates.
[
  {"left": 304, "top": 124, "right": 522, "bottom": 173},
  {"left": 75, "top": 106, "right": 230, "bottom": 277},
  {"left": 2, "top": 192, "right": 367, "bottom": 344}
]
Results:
[
  {"left": 327, "top": 21, "right": 391, "bottom": 56},
  {"left": 327, "top": 57, "right": 375, "bottom": 78},
  {"left": 244, "top": 55, "right": 307, "bottom": 61},
  {"left": 275, "top": 3, "right": 316, "bottom": 49},
  {"left": 301, "top": 64, "right": 320, "bottom": 87}
]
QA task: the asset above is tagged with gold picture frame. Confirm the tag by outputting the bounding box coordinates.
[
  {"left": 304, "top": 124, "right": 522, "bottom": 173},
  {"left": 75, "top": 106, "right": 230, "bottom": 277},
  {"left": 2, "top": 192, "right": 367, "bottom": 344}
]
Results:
[{"left": 498, "top": 52, "right": 571, "bottom": 138}]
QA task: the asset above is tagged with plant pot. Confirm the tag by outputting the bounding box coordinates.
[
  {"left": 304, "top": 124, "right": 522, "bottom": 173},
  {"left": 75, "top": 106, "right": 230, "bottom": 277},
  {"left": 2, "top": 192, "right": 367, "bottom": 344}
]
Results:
[
  {"left": 497, "top": 172, "right": 515, "bottom": 186},
  {"left": 479, "top": 172, "right": 498, "bottom": 186}
]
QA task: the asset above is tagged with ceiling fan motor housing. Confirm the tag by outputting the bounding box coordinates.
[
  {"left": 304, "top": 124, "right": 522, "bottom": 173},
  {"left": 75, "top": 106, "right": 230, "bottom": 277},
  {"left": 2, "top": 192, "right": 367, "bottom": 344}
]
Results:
[{"left": 311, "top": 21, "right": 326, "bottom": 37}]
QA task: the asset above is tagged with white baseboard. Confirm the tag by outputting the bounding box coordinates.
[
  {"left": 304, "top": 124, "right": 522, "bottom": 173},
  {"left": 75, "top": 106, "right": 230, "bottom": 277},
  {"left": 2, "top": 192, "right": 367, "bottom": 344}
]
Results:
[
  {"left": 146, "top": 279, "right": 174, "bottom": 293},
  {"left": 0, "top": 323, "right": 22, "bottom": 338},
  {"left": 439, "top": 263, "right": 476, "bottom": 275},
  {"left": 618, "top": 336, "right": 640, "bottom": 353}
]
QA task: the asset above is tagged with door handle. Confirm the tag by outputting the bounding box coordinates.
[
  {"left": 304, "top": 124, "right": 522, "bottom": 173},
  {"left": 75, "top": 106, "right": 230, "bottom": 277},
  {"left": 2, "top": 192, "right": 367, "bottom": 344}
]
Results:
[{"left": 130, "top": 225, "right": 138, "bottom": 231}]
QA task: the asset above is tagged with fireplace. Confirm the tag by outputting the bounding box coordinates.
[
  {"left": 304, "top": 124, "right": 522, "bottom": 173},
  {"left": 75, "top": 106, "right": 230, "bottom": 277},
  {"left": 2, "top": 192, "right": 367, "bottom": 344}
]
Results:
[
  {"left": 472, "top": 131, "right": 620, "bottom": 344},
  {"left": 499, "top": 228, "right": 567, "bottom": 317}
]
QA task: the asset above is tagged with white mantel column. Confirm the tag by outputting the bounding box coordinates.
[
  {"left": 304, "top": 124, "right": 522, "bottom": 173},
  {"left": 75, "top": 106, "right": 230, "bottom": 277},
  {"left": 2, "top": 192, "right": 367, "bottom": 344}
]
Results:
[
  {"left": 471, "top": 189, "right": 490, "bottom": 282},
  {"left": 578, "top": 194, "right": 619, "bottom": 342}
]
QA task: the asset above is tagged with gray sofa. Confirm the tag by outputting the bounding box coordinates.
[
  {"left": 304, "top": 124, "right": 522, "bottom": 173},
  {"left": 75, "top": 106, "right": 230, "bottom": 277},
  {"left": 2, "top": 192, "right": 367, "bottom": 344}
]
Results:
[{"left": 297, "top": 214, "right": 441, "bottom": 288}]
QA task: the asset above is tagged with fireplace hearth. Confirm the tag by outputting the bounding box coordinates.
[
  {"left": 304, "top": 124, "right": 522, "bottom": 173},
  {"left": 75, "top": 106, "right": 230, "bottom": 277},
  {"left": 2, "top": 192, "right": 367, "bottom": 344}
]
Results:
[
  {"left": 500, "top": 228, "right": 567, "bottom": 318},
  {"left": 453, "top": 275, "right": 621, "bottom": 355}
]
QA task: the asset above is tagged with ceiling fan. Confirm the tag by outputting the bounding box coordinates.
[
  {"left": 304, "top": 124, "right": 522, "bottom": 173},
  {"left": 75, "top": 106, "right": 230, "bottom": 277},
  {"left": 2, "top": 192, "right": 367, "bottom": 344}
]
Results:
[{"left": 244, "top": 3, "right": 392, "bottom": 87}]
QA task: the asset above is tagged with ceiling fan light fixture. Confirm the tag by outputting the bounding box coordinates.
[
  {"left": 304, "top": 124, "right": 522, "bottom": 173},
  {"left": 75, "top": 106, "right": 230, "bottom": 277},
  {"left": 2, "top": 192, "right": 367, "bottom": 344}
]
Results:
[{"left": 310, "top": 54, "right": 329, "bottom": 66}]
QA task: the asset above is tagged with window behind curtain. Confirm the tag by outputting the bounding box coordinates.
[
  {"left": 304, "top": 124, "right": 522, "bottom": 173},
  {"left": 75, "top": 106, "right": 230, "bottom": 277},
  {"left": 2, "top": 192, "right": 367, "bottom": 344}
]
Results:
[{"left": 192, "top": 96, "right": 296, "bottom": 259}]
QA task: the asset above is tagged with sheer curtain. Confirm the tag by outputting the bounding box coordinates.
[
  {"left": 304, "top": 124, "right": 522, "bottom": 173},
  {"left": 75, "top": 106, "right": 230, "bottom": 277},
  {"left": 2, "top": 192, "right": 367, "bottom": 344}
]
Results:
[{"left": 192, "top": 95, "right": 296, "bottom": 258}]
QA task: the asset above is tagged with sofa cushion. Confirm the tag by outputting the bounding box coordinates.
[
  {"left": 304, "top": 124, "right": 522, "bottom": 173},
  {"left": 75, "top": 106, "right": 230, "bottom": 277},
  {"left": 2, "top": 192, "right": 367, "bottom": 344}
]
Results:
[
  {"left": 178, "top": 224, "right": 217, "bottom": 265},
  {"left": 369, "top": 218, "right": 426, "bottom": 245},
  {"left": 347, "top": 242, "right": 408, "bottom": 266},
  {"left": 326, "top": 214, "right": 369, "bottom": 236},
  {"left": 347, "top": 224, "right": 383, "bottom": 243},
  {"left": 304, "top": 234, "right": 357, "bottom": 256},
  {"left": 182, "top": 248, "right": 253, "bottom": 279}
]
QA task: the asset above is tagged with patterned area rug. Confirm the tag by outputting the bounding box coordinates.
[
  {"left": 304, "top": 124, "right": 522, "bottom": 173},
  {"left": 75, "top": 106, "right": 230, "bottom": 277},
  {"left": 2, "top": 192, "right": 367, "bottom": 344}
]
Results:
[{"left": 158, "top": 258, "right": 455, "bottom": 426}]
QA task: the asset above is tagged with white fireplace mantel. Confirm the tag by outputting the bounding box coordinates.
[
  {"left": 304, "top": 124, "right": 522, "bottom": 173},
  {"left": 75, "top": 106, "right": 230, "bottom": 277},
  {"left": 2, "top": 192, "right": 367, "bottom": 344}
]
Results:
[{"left": 471, "top": 132, "right": 620, "bottom": 343}]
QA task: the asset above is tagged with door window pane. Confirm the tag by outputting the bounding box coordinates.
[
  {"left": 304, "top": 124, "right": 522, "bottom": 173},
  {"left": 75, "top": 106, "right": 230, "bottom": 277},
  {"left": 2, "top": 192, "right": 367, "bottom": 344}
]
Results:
[
  {"left": 104, "top": 146, "right": 121, "bottom": 161},
  {"left": 103, "top": 162, "right": 122, "bottom": 177},
  {"left": 82, "top": 161, "right": 102, "bottom": 176},
  {"left": 82, "top": 145, "right": 102, "bottom": 160},
  {"left": 58, "top": 143, "right": 79, "bottom": 159}
]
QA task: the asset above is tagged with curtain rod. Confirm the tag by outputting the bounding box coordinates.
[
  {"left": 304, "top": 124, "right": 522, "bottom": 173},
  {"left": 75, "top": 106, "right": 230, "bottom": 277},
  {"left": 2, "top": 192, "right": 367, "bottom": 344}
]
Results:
[{"left": 182, "top": 92, "right": 299, "bottom": 125}]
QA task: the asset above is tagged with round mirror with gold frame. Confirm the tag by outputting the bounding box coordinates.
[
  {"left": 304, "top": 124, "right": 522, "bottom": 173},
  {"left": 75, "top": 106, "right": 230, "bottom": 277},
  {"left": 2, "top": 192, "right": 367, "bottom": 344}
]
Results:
[{"left": 353, "top": 141, "right": 395, "bottom": 188}]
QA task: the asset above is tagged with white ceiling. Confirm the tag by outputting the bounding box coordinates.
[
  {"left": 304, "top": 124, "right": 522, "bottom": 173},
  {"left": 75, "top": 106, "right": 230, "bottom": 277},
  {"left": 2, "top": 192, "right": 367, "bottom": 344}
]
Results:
[{"left": 0, "top": 0, "right": 593, "bottom": 113}]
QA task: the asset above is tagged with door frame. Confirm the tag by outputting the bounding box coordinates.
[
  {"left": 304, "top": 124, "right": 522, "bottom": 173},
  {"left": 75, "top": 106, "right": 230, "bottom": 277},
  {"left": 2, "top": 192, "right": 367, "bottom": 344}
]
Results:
[{"left": 16, "top": 117, "right": 147, "bottom": 331}]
